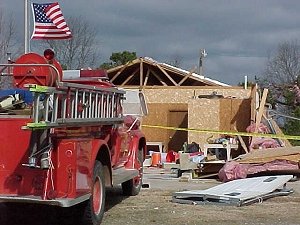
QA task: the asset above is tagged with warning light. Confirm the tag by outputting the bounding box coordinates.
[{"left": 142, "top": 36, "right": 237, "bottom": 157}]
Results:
[{"left": 44, "top": 49, "right": 55, "bottom": 61}]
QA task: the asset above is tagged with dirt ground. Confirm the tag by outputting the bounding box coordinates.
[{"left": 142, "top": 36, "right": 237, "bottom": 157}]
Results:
[
  {"left": 1, "top": 167, "right": 300, "bottom": 225},
  {"left": 103, "top": 167, "right": 300, "bottom": 225}
]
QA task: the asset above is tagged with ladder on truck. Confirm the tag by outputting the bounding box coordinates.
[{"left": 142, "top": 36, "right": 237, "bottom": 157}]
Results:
[{"left": 24, "top": 81, "right": 125, "bottom": 129}]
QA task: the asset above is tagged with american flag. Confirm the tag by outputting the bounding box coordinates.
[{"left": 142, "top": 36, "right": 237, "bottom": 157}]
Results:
[{"left": 31, "top": 2, "right": 72, "bottom": 39}]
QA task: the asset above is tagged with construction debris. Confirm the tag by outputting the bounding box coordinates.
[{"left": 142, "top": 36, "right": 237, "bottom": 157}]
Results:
[
  {"left": 172, "top": 175, "right": 293, "bottom": 206},
  {"left": 218, "top": 146, "right": 300, "bottom": 182},
  {"left": 144, "top": 86, "right": 300, "bottom": 183}
]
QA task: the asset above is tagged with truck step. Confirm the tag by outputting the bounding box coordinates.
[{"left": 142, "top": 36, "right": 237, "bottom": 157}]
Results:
[{"left": 112, "top": 167, "right": 139, "bottom": 185}]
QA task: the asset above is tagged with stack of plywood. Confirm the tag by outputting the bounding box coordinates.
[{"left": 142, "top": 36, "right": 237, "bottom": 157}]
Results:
[{"left": 237, "top": 146, "right": 300, "bottom": 164}]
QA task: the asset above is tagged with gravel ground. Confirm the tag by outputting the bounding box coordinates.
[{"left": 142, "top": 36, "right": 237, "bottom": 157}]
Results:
[{"left": 1, "top": 167, "right": 300, "bottom": 225}]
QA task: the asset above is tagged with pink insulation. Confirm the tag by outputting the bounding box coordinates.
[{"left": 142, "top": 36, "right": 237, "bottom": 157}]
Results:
[{"left": 218, "top": 160, "right": 299, "bottom": 182}]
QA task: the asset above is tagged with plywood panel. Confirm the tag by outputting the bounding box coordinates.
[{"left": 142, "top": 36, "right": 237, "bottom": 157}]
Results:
[
  {"left": 238, "top": 146, "right": 300, "bottom": 164},
  {"left": 143, "top": 87, "right": 251, "bottom": 104},
  {"left": 188, "top": 99, "right": 220, "bottom": 149},
  {"left": 232, "top": 99, "right": 251, "bottom": 132},
  {"left": 219, "top": 98, "right": 251, "bottom": 155},
  {"left": 168, "top": 111, "right": 188, "bottom": 151},
  {"left": 142, "top": 103, "right": 187, "bottom": 151},
  {"left": 219, "top": 99, "right": 251, "bottom": 131},
  {"left": 231, "top": 99, "right": 251, "bottom": 154},
  {"left": 219, "top": 99, "right": 232, "bottom": 131}
]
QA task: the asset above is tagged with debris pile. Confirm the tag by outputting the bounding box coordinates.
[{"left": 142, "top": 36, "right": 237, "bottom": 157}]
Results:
[
  {"left": 144, "top": 87, "right": 300, "bottom": 185},
  {"left": 246, "top": 122, "right": 280, "bottom": 150},
  {"left": 219, "top": 146, "right": 300, "bottom": 182}
]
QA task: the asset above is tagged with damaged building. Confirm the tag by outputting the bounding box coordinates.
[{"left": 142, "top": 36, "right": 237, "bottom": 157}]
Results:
[{"left": 107, "top": 57, "right": 256, "bottom": 153}]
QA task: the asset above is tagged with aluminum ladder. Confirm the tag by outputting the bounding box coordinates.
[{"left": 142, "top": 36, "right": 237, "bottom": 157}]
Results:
[{"left": 24, "top": 81, "right": 125, "bottom": 129}]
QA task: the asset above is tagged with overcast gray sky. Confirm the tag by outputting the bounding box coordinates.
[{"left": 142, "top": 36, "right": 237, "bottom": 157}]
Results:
[{"left": 2, "top": 0, "right": 300, "bottom": 85}]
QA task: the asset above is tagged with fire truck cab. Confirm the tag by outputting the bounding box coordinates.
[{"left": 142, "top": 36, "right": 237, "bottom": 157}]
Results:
[{"left": 0, "top": 50, "right": 147, "bottom": 225}]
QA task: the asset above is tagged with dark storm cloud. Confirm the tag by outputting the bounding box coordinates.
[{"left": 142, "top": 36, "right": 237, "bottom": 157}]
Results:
[{"left": 2, "top": 0, "right": 300, "bottom": 84}]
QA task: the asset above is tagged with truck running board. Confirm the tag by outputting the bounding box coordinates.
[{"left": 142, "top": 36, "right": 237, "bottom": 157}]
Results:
[
  {"left": 0, "top": 193, "right": 91, "bottom": 207},
  {"left": 112, "top": 167, "right": 139, "bottom": 185}
]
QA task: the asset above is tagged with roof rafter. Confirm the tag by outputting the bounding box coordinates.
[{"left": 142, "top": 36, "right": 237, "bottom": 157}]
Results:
[
  {"left": 140, "top": 58, "right": 143, "bottom": 88},
  {"left": 109, "top": 59, "right": 141, "bottom": 82},
  {"left": 143, "top": 69, "right": 150, "bottom": 86},
  {"left": 178, "top": 67, "right": 197, "bottom": 86},
  {"left": 120, "top": 67, "right": 140, "bottom": 86},
  {"left": 149, "top": 68, "right": 167, "bottom": 86},
  {"left": 156, "top": 64, "right": 178, "bottom": 86}
]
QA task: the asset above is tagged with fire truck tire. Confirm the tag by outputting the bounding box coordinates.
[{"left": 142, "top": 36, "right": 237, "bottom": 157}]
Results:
[
  {"left": 122, "top": 148, "right": 143, "bottom": 196},
  {"left": 82, "top": 160, "right": 106, "bottom": 225}
]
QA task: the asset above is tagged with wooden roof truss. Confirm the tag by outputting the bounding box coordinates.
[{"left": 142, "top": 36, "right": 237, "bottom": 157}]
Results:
[{"left": 107, "top": 57, "right": 229, "bottom": 87}]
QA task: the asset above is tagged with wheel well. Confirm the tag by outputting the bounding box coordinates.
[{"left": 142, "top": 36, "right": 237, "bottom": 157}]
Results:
[{"left": 96, "top": 145, "right": 112, "bottom": 187}]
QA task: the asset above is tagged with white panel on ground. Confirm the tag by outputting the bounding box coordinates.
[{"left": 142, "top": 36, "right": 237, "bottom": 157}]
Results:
[{"left": 173, "top": 175, "right": 293, "bottom": 206}]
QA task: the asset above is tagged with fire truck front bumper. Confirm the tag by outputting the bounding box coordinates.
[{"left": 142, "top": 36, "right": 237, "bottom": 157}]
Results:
[{"left": 0, "top": 194, "right": 91, "bottom": 207}]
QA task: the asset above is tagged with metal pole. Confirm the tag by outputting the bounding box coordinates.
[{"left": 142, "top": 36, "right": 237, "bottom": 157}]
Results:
[
  {"left": 24, "top": 0, "right": 30, "bottom": 53},
  {"left": 199, "top": 52, "right": 203, "bottom": 76},
  {"left": 198, "top": 49, "right": 206, "bottom": 76},
  {"left": 244, "top": 75, "right": 248, "bottom": 89}
]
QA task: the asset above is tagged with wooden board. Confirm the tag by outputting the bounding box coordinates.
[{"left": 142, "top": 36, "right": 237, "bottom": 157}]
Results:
[
  {"left": 237, "top": 146, "right": 300, "bottom": 164},
  {"left": 268, "top": 117, "right": 292, "bottom": 147},
  {"left": 237, "top": 135, "right": 249, "bottom": 153},
  {"left": 250, "top": 84, "right": 257, "bottom": 122},
  {"left": 255, "top": 88, "right": 268, "bottom": 132}
]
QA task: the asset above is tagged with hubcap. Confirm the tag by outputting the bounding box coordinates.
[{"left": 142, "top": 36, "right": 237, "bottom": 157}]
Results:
[{"left": 93, "top": 176, "right": 102, "bottom": 214}]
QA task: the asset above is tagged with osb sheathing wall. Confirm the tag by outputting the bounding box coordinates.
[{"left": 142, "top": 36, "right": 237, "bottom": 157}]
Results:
[
  {"left": 188, "top": 98, "right": 251, "bottom": 149},
  {"left": 188, "top": 99, "right": 220, "bottom": 149},
  {"left": 141, "top": 87, "right": 251, "bottom": 151},
  {"left": 142, "top": 103, "right": 187, "bottom": 147},
  {"left": 143, "top": 87, "right": 251, "bottom": 103}
]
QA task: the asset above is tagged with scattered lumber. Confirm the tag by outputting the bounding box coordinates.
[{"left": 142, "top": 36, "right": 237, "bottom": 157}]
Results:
[{"left": 236, "top": 146, "right": 300, "bottom": 164}]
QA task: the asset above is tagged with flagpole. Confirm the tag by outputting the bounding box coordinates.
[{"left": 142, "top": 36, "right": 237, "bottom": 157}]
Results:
[{"left": 24, "top": 0, "right": 30, "bottom": 53}]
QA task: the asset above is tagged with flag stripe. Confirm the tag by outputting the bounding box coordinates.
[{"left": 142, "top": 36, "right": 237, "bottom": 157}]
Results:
[
  {"left": 33, "top": 33, "right": 71, "bottom": 37},
  {"left": 53, "top": 18, "right": 66, "bottom": 27},
  {"left": 32, "top": 36, "right": 72, "bottom": 40},
  {"left": 35, "top": 29, "right": 68, "bottom": 33},
  {"left": 51, "top": 13, "right": 63, "bottom": 22},
  {"left": 45, "top": 3, "right": 59, "bottom": 14},
  {"left": 48, "top": 10, "right": 62, "bottom": 19}
]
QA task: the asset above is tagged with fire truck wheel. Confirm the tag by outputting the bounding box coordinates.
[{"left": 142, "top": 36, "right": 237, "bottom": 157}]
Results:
[
  {"left": 82, "top": 160, "right": 106, "bottom": 225},
  {"left": 122, "top": 148, "right": 143, "bottom": 196}
]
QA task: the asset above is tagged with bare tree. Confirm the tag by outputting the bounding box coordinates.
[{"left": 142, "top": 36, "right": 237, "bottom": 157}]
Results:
[
  {"left": 259, "top": 40, "right": 300, "bottom": 144},
  {"left": 0, "top": 10, "right": 18, "bottom": 63},
  {"left": 0, "top": 10, "right": 21, "bottom": 88},
  {"left": 263, "top": 40, "right": 300, "bottom": 85},
  {"left": 42, "top": 16, "right": 100, "bottom": 69},
  {"left": 259, "top": 41, "right": 300, "bottom": 108}
]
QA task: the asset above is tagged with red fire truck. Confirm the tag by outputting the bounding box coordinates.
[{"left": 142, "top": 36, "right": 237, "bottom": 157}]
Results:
[{"left": 0, "top": 49, "right": 147, "bottom": 225}]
